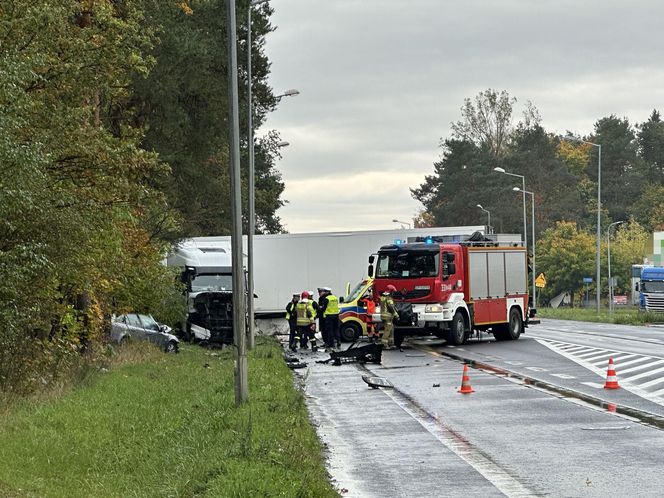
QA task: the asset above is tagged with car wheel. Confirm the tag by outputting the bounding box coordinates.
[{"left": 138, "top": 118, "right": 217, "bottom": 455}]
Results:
[
  {"left": 447, "top": 311, "right": 466, "bottom": 345},
  {"left": 165, "top": 341, "right": 179, "bottom": 353},
  {"left": 340, "top": 322, "right": 361, "bottom": 342}
]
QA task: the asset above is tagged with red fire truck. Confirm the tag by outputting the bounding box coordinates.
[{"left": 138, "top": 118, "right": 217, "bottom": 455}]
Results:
[{"left": 368, "top": 236, "right": 537, "bottom": 345}]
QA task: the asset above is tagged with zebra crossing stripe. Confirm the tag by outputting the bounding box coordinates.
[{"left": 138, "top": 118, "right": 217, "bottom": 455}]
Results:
[
  {"left": 582, "top": 351, "right": 617, "bottom": 362},
  {"left": 621, "top": 363, "right": 664, "bottom": 382},
  {"left": 640, "top": 375, "right": 664, "bottom": 389},
  {"left": 619, "top": 359, "right": 664, "bottom": 376},
  {"left": 605, "top": 356, "right": 652, "bottom": 369}
]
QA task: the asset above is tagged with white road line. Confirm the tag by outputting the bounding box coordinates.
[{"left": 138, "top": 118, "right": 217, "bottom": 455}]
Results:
[
  {"left": 622, "top": 364, "right": 664, "bottom": 382},
  {"left": 575, "top": 350, "right": 607, "bottom": 359},
  {"left": 647, "top": 386, "right": 664, "bottom": 397},
  {"left": 551, "top": 373, "right": 576, "bottom": 379},
  {"left": 582, "top": 351, "right": 617, "bottom": 363},
  {"left": 640, "top": 376, "right": 664, "bottom": 389},
  {"left": 383, "top": 389, "right": 538, "bottom": 497},
  {"left": 560, "top": 345, "right": 594, "bottom": 353},
  {"left": 608, "top": 357, "right": 653, "bottom": 369},
  {"left": 581, "top": 382, "right": 605, "bottom": 388},
  {"left": 619, "top": 360, "right": 664, "bottom": 376}
]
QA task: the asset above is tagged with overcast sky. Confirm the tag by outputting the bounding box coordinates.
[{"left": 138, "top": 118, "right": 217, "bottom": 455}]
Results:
[{"left": 259, "top": 0, "right": 664, "bottom": 234}]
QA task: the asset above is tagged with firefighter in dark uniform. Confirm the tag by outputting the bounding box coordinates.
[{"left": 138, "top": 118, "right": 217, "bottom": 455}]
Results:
[
  {"left": 317, "top": 288, "right": 328, "bottom": 347},
  {"left": 320, "top": 287, "right": 341, "bottom": 348},
  {"left": 285, "top": 293, "right": 300, "bottom": 352}
]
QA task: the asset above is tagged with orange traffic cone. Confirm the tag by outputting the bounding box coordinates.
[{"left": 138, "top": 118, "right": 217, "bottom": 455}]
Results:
[
  {"left": 458, "top": 364, "right": 475, "bottom": 394},
  {"left": 604, "top": 357, "right": 620, "bottom": 389}
]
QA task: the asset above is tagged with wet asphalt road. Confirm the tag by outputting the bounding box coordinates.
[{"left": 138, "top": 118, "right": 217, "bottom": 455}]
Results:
[{"left": 291, "top": 318, "right": 664, "bottom": 497}]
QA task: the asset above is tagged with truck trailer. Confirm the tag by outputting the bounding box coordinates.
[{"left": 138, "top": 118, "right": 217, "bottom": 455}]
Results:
[
  {"left": 192, "top": 226, "right": 498, "bottom": 316},
  {"left": 369, "top": 234, "right": 537, "bottom": 345}
]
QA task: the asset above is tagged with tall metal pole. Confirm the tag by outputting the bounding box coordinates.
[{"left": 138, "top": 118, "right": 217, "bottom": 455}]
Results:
[
  {"left": 246, "top": 4, "right": 256, "bottom": 350},
  {"left": 607, "top": 225, "right": 612, "bottom": 313},
  {"left": 226, "top": 0, "right": 248, "bottom": 404},
  {"left": 596, "top": 145, "right": 602, "bottom": 313},
  {"left": 531, "top": 192, "right": 536, "bottom": 308},
  {"left": 515, "top": 188, "right": 536, "bottom": 307},
  {"left": 521, "top": 176, "right": 526, "bottom": 249}
]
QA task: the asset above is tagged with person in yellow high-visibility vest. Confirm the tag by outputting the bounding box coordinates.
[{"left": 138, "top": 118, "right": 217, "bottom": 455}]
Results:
[
  {"left": 320, "top": 287, "right": 340, "bottom": 349},
  {"left": 380, "top": 285, "right": 399, "bottom": 349},
  {"left": 295, "top": 291, "right": 314, "bottom": 351}
]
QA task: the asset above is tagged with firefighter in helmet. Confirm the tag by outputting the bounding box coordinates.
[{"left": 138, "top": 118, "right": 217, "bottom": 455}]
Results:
[
  {"left": 295, "top": 291, "right": 314, "bottom": 350},
  {"left": 380, "top": 285, "right": 399, "bottom": 350}
]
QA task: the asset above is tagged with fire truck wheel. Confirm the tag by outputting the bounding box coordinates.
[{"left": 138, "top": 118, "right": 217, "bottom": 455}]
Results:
[
  {"left": 340, "top": 322, "right": 361, "bottom": 342},
  {"left": 507, "top": 307, "right": 522, "bottom": 340},
  {"left": 447, "top": 311, "right": 466, "bottom": 346}
]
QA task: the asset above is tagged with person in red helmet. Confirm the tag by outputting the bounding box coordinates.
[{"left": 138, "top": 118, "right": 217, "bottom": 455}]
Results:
[{"left": 380, "top": 285, "right": 399, "bottom": 350}]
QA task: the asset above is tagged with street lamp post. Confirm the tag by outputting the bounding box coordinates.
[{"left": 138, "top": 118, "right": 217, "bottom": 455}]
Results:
[
  {"left": 563, "top": 136, "right": 602, "bottom": 313},
  {"left": 226, "top": 0, "right": 248, "bottom": 404},
  {"left": 476, "top": 204, "right": 491, "bottom": 233},
  {"left": 607, "top": 221, "right": 624, "bottom": 312},
  {"left": 246, "top": 0, "right": 298, "bottom": 349},
  {"left": 494, "top": 167, "right": 527, "bottom": 249},
  {"left": 513, "top": 187, "right": 536, "bottom": 307},
  {"left": 392, "top": 219, "right": 411, "bottom": 229}
]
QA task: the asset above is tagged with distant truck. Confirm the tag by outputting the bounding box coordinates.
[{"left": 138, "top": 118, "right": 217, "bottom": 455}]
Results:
[
  {"left": 165, "top": 240, "right": 240, "bottom": 345},
  {"left": 369, "top": 234, "right": 538, "bottom": 345},
  {"left": 636, "top": 266, "right": 664, "bottom": 313}
]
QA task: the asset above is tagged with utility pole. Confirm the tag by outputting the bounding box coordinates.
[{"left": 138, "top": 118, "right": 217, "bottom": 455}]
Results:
[{"left": 226, "top": 0, "right": 248, "bottom": 404}]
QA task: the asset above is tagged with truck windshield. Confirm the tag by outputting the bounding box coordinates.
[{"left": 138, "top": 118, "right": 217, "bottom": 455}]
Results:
[
  {"left": 376, "top": 251, "right": 439, "bottom": 278},
  {"left": 191, "top": 274, "right": 233, "bottom": 292},
  {"left": 642, "top": 281, "right": 664, "bottom": 293}
]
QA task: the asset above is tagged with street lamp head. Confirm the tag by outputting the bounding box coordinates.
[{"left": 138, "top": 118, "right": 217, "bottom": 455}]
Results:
[
  {"left": 512, "top": 187, "right": 521, "bottom": 192},
  {"left": 476, "top": 204, "right": 483, "bottom": 209},
  {"left": 277, "top": 141, "right": 290, "bottom": 148},
  {"left": 283, "top": 89, "right": 300, "bottom": 97},
  {"left": 493, "top": 167, "right": 506, "bottom": 173},
  {"left": 391, "top": 219, "right": 399, "bottom": 223}
]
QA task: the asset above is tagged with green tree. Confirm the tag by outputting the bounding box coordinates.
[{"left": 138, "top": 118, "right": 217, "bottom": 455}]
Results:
[
  {"left": 607, "top": 220, "right": 649, "bottom": 295},
  {"left": 537, "top": 222, "right": 595, "bottom": 307},
  {"left": 637, "top": 110, "right": 664, "bottom": 184},
  {"left": 629, "top": 184, "right": 664, "bottom": 231},
  {"left": 588, "top": 116, "right": 645, "bottom": 223},
  {"left": 134, "top": 0, "right": 285, "bottom": 237},
  {"left": 0, "top": 0, "right": 180, "bottom": 391}
]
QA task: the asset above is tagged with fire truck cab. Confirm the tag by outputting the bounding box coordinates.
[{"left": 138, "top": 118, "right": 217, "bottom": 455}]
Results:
[{"left": 369, "top": 236, "right": 535, "bottom": 345}]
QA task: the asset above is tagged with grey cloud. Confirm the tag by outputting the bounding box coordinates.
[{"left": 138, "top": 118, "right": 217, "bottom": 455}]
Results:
[{"left": 261, "top": 0, "right": 664, "bottom": 232}]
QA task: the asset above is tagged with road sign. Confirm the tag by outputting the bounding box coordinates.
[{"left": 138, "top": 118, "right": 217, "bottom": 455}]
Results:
[
  {"left": 613, "top": 295, "right": 627, "bottom": 305},
  {"left": 535, "top": 273, "right": 547, "bottom": 288},
  {"left": 583, "top": 277, "right": 593, "bottom": 284}
]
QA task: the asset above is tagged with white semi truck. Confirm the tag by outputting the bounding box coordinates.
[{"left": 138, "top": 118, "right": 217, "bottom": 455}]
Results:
[{"left": 165, "top": 239, "right": 242, "bottom": 345}]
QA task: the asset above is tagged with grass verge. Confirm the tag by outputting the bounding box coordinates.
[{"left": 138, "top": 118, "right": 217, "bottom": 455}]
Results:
[
  {"left": 537, "top": 307, "right": 664, "bottom": 325},
  {"left": 0, "top": 338, "right": 337, "bottom": 498}
]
